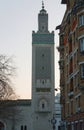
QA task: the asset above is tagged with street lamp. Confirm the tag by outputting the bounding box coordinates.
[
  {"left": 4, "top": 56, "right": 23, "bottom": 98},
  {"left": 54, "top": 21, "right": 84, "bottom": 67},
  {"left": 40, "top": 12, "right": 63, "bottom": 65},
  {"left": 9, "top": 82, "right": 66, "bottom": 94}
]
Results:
[{"left": 51, "top": 114, "right": 57, "bottom": 130}]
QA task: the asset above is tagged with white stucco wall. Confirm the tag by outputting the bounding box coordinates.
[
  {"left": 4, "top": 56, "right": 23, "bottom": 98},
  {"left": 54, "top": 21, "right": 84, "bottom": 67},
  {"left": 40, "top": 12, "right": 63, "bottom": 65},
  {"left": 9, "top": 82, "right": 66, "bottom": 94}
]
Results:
[{"left": 0, "top": 100, "right": 32, "bottom": 130}]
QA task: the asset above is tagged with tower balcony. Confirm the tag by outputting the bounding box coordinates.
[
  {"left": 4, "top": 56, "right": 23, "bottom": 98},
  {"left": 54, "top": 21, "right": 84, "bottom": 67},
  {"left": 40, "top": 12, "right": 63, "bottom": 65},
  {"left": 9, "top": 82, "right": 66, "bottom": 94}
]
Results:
[
  {"left": 36, "top": 79, "right": 51, "bottom": 88},
  {"left": 32, "top": 32, "right": 54, "bottom": 44}
]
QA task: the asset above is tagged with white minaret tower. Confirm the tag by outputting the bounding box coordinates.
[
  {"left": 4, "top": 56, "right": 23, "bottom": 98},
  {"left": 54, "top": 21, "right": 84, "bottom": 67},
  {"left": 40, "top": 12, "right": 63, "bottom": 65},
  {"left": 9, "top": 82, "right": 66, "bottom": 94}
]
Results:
[{"left": 32, "top": 2, "right": 55, "bottom": 130}]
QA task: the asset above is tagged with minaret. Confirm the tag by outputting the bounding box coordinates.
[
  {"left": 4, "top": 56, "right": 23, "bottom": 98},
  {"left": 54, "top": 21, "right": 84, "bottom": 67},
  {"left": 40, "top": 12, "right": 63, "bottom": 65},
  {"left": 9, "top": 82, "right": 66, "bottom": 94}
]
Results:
[
  {"left": 38, "top": 1, "right": 48, "bottom": 33},
  {"left": 32, "top": 2, "right": 55, "bottom": 130}
]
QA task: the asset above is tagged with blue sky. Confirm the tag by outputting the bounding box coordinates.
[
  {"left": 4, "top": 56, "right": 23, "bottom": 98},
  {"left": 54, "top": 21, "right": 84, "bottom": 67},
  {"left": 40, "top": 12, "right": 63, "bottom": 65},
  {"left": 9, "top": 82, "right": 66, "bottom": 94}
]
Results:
[{"left": 0, "top": 0, "right": 66, "bottom": 99}]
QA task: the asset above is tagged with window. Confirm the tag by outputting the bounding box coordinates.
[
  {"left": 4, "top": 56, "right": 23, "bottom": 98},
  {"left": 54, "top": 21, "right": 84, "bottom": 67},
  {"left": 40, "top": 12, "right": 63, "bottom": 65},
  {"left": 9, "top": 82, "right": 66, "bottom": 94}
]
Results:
[
  {"left": 80, "top": 37, "right": 84, "bottom": 53},
  {"left": 78, "top": 96, "right": 80, "bottom": 108},
  {"left": 0, "top": 122, "right": 4, "bottom": 130},
  {"left": 42, "top": 103, "right": 45, "bottom": 109},
  {"left": 24, "top": 126, "right": 27, "bottom": 130},
  {"left": 21, "top": 125, "right": 27, "bottom": 130},
  {"left": 67, "top": 103, "right": 69, "bottom": 115},
  {"left": 42, "top": 54, "right": 44, "bottom": 57},
  {"left": 79, "top": 14, "right": 84, "bottom": 26},
  {"left": 42, "top": 26, "right": 44, "bottom": 30},
  {"left": 21, "top": 126, "right": 23, "bottom": 130},
  {"left": 69, "top": 58, "right": 73, "bottom": 74},
  {"left": 42, "top": 80, "right": 44, "bottom": 84},
  {"left": 74, "top": 53, "right": 76, "bottom": 68},
  {"left": 80, "top": 122, "right": 83, "bottom": 130},
  {"left": 74, "top": 73, "right": 79, "bottom": 88},
  {"left": 81, "top": 64, "right": 84, "bottom": 78},
  {"left": 73, "top": 32, "right": 76, "bottom": 46},
  {"left": 76, "top": 96, "right": 81, "bottom": 112},
  {"left": 71, "top": 100, "right": 73, "bottom": 114},
  {"left": 42, "top": 66, "right": 44, "bottom": 70},
  {"left": 70, "top": 78, "right": 73, "bottom": 91},
  {"left": 39, "top": 99, "right": 48, "bottom": 111}
]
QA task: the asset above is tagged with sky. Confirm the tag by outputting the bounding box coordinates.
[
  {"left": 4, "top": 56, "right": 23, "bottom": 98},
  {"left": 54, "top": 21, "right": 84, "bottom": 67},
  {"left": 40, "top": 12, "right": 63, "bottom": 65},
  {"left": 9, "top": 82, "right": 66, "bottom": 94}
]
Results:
[{"left": 0, "top": 0, "right": 66, "bottom": 99}]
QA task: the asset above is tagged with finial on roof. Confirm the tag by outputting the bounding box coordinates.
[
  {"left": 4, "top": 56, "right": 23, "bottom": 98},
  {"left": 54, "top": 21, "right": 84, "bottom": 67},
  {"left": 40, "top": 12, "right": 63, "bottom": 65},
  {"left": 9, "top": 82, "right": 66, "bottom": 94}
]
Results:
[{"left": 42, "top": 1, "right": 44, "bottom": 9}]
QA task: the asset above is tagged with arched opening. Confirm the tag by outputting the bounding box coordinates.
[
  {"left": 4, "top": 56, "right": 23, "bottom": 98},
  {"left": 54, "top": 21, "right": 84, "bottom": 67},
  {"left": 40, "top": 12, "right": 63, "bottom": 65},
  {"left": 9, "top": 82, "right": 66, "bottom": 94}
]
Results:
[
  {"left": 39, "top": 99, "right": 48, "bottom": 111},
  {"left": 0, "top": 122, "right": 4, "bottom": 130}
]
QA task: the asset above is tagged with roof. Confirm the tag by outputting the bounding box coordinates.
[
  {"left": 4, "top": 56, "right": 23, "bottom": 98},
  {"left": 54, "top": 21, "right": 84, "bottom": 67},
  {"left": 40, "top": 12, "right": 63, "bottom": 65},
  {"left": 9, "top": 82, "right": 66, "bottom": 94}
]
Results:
[
  {"left": 0, "top": 99, "right": 31, "bottom": 106},
  {"left": 61, "top": 0, "right": 67, "bottom": 4},
  {"left": 40, "top": 1, "right": 47, "bottom": 14}
]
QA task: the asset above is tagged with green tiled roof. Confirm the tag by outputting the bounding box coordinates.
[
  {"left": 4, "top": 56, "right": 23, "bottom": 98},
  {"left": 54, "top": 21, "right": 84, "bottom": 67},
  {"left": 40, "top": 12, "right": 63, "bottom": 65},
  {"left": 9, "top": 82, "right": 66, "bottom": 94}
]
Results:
[
  {"left": 32, "top": 32, "right": 54, "bottom": 44},
  {"left": 0, "top": 99, "right": 31, "bottom": 106}
]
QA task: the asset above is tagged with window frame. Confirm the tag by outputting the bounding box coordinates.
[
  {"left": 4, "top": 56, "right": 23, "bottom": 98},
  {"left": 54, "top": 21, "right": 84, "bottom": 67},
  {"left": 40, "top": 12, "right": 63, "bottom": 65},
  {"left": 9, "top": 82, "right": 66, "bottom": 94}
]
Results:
[
  {"left": 81, "top": 64, "right": 84, "bottom": 79},
  {"left": 80, "top": 37, "right": 84, "bottom": 53},
  {"left": 79, "top": 14, "right": 84, "bottom": 26}
]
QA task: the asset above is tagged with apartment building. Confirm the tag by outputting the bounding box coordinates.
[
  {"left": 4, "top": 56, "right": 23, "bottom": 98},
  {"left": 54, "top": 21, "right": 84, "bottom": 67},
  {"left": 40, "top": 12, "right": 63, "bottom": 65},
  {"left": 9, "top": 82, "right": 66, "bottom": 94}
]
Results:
[{"left": 56, "top": 0, "right": 84, "bottom": 130}]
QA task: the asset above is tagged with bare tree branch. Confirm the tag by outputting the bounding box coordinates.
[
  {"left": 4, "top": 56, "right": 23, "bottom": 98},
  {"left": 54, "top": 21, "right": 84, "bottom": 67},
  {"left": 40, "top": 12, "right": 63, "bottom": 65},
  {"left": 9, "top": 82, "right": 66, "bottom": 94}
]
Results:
[
  {"left": 0, "top": 55, "right": 16, "bottom": 100},
  {"left": 0, "top": 54, "right": 21, "bottom": 121}
]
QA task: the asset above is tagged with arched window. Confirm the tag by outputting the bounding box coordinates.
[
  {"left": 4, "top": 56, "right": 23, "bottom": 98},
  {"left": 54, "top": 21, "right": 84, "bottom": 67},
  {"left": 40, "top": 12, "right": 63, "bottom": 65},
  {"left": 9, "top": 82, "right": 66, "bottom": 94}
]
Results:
[
  {"left": 42, "top": 103, "right": 45, "bottom": 109},
  {"left": 21, "top": 125, "right": 27, "bottom": 130},
  {"left": 0, "top": 122, "right": 4, "bottom": 130},
  {"left": 39, "top": 99, "right": 48, "bottom": 111}
]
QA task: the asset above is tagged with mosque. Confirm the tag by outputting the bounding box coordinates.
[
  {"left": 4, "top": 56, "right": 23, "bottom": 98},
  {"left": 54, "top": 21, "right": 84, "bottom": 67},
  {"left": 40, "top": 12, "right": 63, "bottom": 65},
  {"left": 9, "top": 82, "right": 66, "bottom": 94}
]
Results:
[{"left": 0, "top": 2, "right": 58, "bottom": 130}]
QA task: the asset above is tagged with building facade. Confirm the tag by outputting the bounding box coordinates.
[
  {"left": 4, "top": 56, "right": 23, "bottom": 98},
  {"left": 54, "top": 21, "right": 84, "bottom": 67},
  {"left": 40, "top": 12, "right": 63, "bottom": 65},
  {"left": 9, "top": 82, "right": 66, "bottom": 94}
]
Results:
[
  {"left": 0, "top": 100, "right": 32, "bottom": 130},
  {"left": 55, "top": 93, "right": 61, "bottom": 130},
  {"left": 56, "top": 0, "right": 84, "bottom": 130}
]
